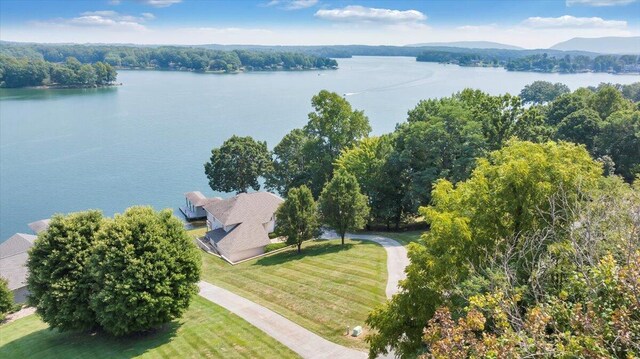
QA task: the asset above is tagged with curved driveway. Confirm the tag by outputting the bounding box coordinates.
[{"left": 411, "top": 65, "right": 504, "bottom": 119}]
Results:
[{"left": 198, "top": 232, "right": 409, "bottom": 359}]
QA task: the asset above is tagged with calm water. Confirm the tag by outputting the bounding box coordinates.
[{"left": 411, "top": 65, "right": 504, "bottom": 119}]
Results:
[{"left": 1, "top": 56, "right": 638, "bottom": 239}]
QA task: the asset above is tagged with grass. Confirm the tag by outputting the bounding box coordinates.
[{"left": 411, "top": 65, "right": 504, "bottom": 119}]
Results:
[
  {"left": 200, "top": 238, "right": 387, "bottom": 350},
  {"left": 0, "top": 296, "right": 299, "bottom": 359}
]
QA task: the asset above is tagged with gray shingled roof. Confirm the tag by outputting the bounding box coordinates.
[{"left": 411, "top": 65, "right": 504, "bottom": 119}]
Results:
[
  {"left": 0, "top": 233, "right": 36, "bottom": 259},
  {"left": 0, "top": 233, "right": 36, "bottom": 290},
  {"left": 207, "top": 221, "right": 271, "bottom": 254},
  {"left": 28, "top": 219, "right": 50, "bottom": 234},
  {"left": 204, "top": 192, "right": 283, "bottom": 227},
  {"left": 185, "top": 191, "right": 222, "bottom": 207}
]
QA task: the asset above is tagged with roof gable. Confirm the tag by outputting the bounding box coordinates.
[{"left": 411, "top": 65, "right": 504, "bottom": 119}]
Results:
[
  {"left": 204, "top": 192, "right": 283, "bottom": 227},
  {"left": 208, "top": 221, "right": 271, "bottom": 254}
]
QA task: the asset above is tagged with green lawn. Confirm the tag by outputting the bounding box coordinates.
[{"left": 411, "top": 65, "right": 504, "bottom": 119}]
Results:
[
  {"left": 0, "top": 296, "right": 298, "bottom": 359},
  {"left": 200, "top": 238, "right": 387, "bottom": 350}
]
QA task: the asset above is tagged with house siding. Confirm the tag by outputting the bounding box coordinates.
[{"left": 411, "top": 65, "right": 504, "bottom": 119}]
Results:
[
  {"left": 230, "top": 246, "right": 266, "bottom": 263},
  {"left": 12, "top": 286, "right": 29, "bottom": 304}
]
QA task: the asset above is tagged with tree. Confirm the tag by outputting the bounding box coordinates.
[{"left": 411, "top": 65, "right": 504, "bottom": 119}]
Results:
[
  {"left": 421, "top": 178, "right": 640, "bottom": 358},
  {"left": 597, "top": 110, "right": 640, "bottom": 181},
  {"left": 366, "top": 140, "right": 603, "bottom": 358},
  {"left": 265, "top": 129, "right": 310, "bottom": 196},
  {"left": 335, "top": 136, "right": 393, "bottom": 228},
  {"left": 546, "top": 89, "right": 591, "bottom": 126},
  {"left": 556, "top": 108, "right": 603, "bottom": 151},
  {"left": 303, "top": 90, "right": 371, "bottom": 196},
  {"left": 318, "top": 170, "right": 370, "bottom": 245},
  {"left": 588, "top": 84, "right": 632, "bottom": 120},
  {"left": 27, "top": 211, "right": 104, "bottom": 332},
  {"left": 519, "top": 81, "right": 570, "bottom": 104},
  {"left": 204, "top": 135, "right": 271, "bottom": 194},
  {"left": 89, "top": 207, "right": 201, "bottom": 336},
  {"left": 392, "top": 104, "right": 487, "bottom": 213},
  {"left": 0, "top": 278, "right": 13, "bottom": 320},
  {"left": 275, "top": 185, "right": 321, "bottom": 253}
]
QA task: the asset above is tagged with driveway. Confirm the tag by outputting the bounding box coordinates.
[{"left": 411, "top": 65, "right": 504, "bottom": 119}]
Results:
[{"left": 199, "top": 232, "right": 409, "bottom": 358}]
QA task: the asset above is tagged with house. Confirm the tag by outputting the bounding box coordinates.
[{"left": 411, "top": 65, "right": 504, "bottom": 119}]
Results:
[
  {"left": 28, "top": 218, "right": 50, "bottom": 234},
  {"left": 204, "top": 192, "right": 283, "bottom": 263},
  {"left": 0, "top": 233, "right": 37, "bottom": 303},
  {"left": 180, "top": 191, "right": 222, "bottom": 220}
]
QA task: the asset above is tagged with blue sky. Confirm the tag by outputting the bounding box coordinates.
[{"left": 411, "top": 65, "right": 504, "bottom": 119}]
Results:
[{"left": 1, "top": 0, "right": 638, "bottom": 47}]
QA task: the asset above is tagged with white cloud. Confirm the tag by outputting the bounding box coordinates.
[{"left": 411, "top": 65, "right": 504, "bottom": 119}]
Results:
[
  {"left": 456, "top": 23, "right": 498, "bottom": 31},
  {"left": 522, "top": 15, "right": 627, "bottom": 29},
  {"left": 36, "top": 11, "right": 155, "bottom": 32},
  {"left": 265, "top": 0, "right": 318, "bottom": 10},
  {"left": 566, "top": 0, "right": 636, "bottom": 6},
  {"left": 138, "top": 0, "right": 182, "bottom": 7},
  {"left": 315, "top": 5, "right": 426, "bottom": 24}
]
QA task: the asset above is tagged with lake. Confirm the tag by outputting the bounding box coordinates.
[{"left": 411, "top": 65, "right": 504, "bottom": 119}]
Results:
[{"left": 1, "top": 56, "right": 638, "bottom": 239}]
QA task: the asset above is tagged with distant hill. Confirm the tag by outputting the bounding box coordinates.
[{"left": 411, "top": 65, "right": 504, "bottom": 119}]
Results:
[
  {"left": 551, "top": 37, "right": 640, "bottom": 54},
  {"left": 406, "top": 41, "right": 523, "bottom": 50}
]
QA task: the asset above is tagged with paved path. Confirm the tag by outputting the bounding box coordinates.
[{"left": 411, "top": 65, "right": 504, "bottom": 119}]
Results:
[
  {"left": 2, "top": 306, "right": 36, "bottom": 324},
  {"left": 322, "top": 231, "right": 409, "bottom": 299},
  {"left": 199, "top": 282, "right": 366, "bottom": 359},
  {"left": 198, "top": 233, "right": 409, "bottom": 359}
]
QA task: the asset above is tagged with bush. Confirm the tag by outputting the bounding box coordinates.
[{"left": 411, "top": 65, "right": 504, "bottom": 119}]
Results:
[
  {"left": 265, "top": 242, "right": 288, "bottom": 253},
  {"left": 0, "top": 278, "right": 13, "bottom": 320},
  {"left": 27, "top": 211, "right": 103, "bottom": 331},
  {"left": 26, "top": 207, "right": 201, "bottom": 336},
  {"left": 90, "top": 207, "right": 201, "bottom": 336}
]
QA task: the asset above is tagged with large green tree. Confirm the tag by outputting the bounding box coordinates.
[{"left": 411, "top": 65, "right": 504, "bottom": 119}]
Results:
[
  {"left": 588, "top": 84, "right": 632, "bottom": 120},
  {"left": 519, "top": 80, "right": 570, "bottom": 104},
  {"left": 303, "top": 90, "right": 371, "bottom": 196},
  {"left": 318, "top": 170, "right": 370, "bottom": 244},
  {"left": 334, "top": 136, "right": 393, "bottom": 228},
  {"left": 204, "top": 135, "right": 271, "bottom": 194},
  {"left": 393, "top": 103, "right": 487, "bottom": 212},
  {"left": 275, "top": 185, "right": 321, "bottom": 253},
  {"left": 555, "top": 108, "right": 603, "bottom": 151},
  {"left": 597, "top": 110, "right": 640, "bottom": 181},
  {"left": 366, "top": 140, "right": 603, "bottom": 358},
  {"left": 27, "top": 211, "right": 104, "bottom": 332},
  {"left": 265, "top": 129, "right": 310, "bottom": 196},
  {"left": 89, "top": 207, "right": 201, "bottom": 336}
]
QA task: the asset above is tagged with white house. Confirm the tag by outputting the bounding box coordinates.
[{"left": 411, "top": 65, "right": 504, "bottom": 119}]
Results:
[
  {"left": 204, "top": 192, "right": 283, "bottom": 263},
  {"left": 180, "top": 191, "right": 221, "bottom": 220},
  {"left": 0, "top": 233, "right": 37, "bottom": 303}
]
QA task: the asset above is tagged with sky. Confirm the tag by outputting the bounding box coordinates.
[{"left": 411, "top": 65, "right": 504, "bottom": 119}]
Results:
[{"left": 0, "top": 0, "right": 639, "bottom": 48}]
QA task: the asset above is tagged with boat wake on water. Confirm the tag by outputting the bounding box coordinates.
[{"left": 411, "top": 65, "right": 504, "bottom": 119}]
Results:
[{"left": 343, "top": 72, "right": 435, "bottom": 97}]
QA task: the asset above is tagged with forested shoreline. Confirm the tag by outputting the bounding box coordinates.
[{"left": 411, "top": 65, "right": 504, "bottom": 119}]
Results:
[
  {"left": 417, "top": 50, "right": 640, "bottom": 73},
  {"left": 0, "top": 55, "right": 118, "bottom": 88},
  {"left": 0, "top": 43, "right": 338, "bottom": 87}
]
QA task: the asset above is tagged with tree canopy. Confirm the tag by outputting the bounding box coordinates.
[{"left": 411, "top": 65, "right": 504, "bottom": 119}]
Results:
[
  {"left": 204, "top": 135, "right": 272, "bottom": 194},
  {"left": 303, "top": 90, "right": 371, "bottom": 196},
  {"left": 366, "top": 140, "right": 603, "bottom": 358},
  {"left": 318, "top": 170, "right": 370, "bottom": 244},
  {"left": 89, "top": 207, "right": 201, "bottom": 336},
  {"left": 275, "top": 185, "right": 321, "bottom": 253},
  {"left": 519, "top": 80, "right": 570, "bottom": 104},
  {"left": 26, "top": 207, "right": 201, "bottom": 337},
  {"left": 27, "top": 210, "right": 104, "bottom": 332}
]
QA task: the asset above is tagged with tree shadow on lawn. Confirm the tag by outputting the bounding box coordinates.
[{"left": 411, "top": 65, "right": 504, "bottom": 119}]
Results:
[
  {"left": 254, "top": 239, "right": 375, "bottom": 267},
  {"left": 0, "top": 320, "right": 181, "bottom": 359}
]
